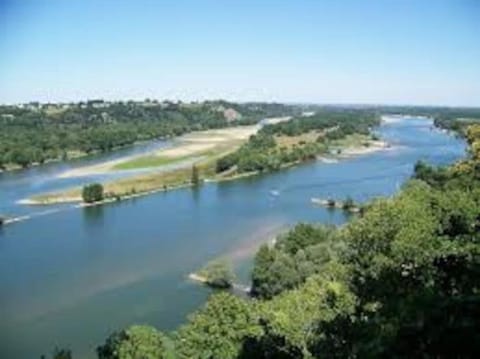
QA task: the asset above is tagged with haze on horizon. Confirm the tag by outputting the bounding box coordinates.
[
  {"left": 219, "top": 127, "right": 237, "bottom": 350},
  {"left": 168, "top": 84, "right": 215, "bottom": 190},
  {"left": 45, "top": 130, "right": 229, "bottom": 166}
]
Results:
[{"left": 0, "top": 0, "right": 479, "bottom": 107}]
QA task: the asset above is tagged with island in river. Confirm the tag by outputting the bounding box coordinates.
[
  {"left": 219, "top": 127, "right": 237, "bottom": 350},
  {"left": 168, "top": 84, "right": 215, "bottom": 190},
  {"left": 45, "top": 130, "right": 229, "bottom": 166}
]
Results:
[{"left": 22, "top": 111, "right": 386, "bottom": 206}]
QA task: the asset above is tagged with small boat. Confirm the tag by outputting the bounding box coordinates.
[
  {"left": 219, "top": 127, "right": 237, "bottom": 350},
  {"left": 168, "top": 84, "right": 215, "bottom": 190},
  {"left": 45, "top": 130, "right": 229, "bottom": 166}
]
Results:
[{"left": 270, "top": 190, "right": 280, "bottom": 196}]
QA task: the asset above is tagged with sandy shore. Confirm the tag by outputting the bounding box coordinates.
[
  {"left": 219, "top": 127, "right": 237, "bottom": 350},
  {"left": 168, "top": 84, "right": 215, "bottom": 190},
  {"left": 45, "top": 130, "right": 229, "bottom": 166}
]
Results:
[
  {"left": 317, "top": 139, "right": 391, "bottom": 163},
  {"left": 56, "top": 157, "right": 136, "bottom": 178},
  {"left": 56, "top": 125, "right": 260, "bottom": 179},
  {"left": 17, "top": 196, "right": 82, "bottom": 205},
  {"left": 339, "top": 140, "right": 390, "bottom": 157}
]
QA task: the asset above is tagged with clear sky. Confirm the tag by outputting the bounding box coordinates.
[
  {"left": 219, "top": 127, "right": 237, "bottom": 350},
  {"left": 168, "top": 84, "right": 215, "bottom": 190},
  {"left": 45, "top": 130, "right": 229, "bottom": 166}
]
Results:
[{"left": 1, "top": 0, "right": 479, "bottom": 106}]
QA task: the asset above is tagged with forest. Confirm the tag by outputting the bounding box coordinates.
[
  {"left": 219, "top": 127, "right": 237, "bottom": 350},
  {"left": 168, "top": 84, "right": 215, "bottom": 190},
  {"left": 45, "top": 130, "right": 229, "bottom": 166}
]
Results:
[
  {"left": 216, "top": 109, "right": 380, "bottom": 174},
  {"left": 0, "top": 100, "right": 299, "bottom": 169},
  {"left": 38, "top": 120, "right": 480, "bottom": 358}
]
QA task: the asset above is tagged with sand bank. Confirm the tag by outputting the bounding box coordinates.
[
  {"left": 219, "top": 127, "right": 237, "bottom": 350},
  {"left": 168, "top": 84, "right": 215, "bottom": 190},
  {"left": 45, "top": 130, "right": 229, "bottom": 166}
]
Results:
[{"left": 56, "top": 125, "right": 260, "bottom": 179}]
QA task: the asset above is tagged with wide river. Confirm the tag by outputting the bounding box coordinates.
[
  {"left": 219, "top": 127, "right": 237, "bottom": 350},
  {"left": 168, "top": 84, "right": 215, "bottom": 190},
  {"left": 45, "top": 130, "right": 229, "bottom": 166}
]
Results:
[{"left": 0, "top": 116, "right": 466, "bottom": 358}]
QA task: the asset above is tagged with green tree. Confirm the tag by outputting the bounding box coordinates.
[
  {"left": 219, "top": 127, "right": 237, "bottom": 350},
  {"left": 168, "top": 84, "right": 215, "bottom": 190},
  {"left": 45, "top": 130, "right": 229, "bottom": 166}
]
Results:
[
  {"left": 97, "top": 325, "right": 174, "bottom": 359},
  {"left": 248, "top": 274, "right": 356, "bottom": 358},
  {"left": 82, "top": 183, "right": 104, "bottom": 203},
  {"left": 175, "top": 293, "right": 262, "bottom": 359},
  {"left": 191, "top": 165, "right": 200, "bottom": 186},
  {"left": 251, "top": 248, "right": 300, "bottom": 299}
]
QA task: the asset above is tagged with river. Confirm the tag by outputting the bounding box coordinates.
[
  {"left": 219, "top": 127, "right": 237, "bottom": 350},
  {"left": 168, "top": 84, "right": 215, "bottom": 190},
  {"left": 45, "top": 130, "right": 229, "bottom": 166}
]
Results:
[{"left": 0, "top": 116, "right": 466, "bottom": 358}]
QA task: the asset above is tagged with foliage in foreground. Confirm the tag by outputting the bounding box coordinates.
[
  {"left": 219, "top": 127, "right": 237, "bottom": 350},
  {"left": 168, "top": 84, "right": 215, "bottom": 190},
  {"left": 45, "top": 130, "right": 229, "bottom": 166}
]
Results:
[{"left": 97, "top": 325, "right": 175, "bottom": 359}]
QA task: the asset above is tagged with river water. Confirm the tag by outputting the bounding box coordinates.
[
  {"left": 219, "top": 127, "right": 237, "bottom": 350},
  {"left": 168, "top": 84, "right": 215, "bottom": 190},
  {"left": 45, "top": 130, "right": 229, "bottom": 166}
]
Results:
[{"left": 0, "top": 116, "right": 466, "bottom": 358}]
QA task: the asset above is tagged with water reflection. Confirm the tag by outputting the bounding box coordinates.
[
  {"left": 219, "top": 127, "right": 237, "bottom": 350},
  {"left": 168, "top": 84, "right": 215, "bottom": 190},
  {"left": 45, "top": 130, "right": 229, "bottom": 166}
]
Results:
[{"left": 82, "top": 206, "right": 105, "bottom": 227}]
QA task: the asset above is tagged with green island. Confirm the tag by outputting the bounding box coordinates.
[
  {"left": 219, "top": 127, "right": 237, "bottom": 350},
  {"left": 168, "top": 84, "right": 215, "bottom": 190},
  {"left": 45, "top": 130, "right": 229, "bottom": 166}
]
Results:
[
  {"left": 26, "top": 109, "right": 386, "bottom": 205},
  {"left": 50, "top": 120, "right": 478, "bottom": 359},
  {"left": 14, "top": 106, "right": 480, "bottom": 207},
  {"left": 192, "top": 259, "right": 237, "bottom": 289}
]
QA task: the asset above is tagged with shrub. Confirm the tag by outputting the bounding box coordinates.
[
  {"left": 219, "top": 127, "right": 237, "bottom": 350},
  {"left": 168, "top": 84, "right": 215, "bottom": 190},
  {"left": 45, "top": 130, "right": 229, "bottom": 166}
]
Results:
[
  {"left": 342, "top": 196, "right": 355, "bottom": 210},
  {"left": 199, "top": 259, "right": 235, "bottom": 288}
]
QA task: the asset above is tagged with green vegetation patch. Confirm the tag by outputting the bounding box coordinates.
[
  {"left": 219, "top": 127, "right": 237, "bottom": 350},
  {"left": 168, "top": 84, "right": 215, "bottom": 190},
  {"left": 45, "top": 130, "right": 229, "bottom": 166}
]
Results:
[{"left": 113, "top": 154, "right": 194, "bottom": 170}]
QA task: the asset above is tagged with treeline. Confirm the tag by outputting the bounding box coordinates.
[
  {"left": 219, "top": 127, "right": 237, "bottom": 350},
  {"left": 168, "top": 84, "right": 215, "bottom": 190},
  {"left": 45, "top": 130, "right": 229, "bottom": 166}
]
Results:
[
  {"left": 433, "top": 109, "right": 480, "bottom": 135},
  {"left": 61, "top": 123, "right": 480, "bottom": 359},
  {"left": 378, "top": 105, "right": 480, "bottom": 135},
  {"left": 216, "top": 109, "right": 380, "bottom": 174},
  {"left": 307, "top": 105, "right": 480, "bottom": 136},
  {"left": 260, "top": 108, "right": 378, "bottom": 137},
  {"left": 0, "top": 100, "right": 299, "bottom": 169}
]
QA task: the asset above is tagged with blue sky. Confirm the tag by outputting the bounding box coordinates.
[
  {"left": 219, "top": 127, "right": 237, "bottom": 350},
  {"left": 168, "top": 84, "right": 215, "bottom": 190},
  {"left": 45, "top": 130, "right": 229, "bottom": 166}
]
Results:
[{"left": 0, "top": 0, "right": 479, "bottom": 105}]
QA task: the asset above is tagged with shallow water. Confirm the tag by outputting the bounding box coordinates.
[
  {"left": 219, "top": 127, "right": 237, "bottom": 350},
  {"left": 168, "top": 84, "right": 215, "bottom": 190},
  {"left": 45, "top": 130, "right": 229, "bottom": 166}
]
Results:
[{"left": 0, "top": 116, "right": 466, "bottom": 358}]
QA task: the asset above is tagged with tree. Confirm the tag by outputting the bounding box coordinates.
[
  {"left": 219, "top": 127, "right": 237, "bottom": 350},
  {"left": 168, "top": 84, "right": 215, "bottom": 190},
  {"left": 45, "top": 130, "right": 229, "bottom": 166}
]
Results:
[
  {"left": 97, "top": 325, "right": 174, "bottom": 359},
  {"left": 251, "top": 244, "right": 276, "bottom": 298},
  {"left": 251, "top": 246, "right": 300, "bottom": 299},
  {"left": 82, "top": 183, "right": 104, "bottom": 203},
  {"left": 198, "top": 259, "right": 235, "bottom": 288},
  {"left": 251, "top": 225, "right": 339, "bottom": 299},
  {"left": 191, "top": 165, "right": 200, "bottom": 186},
  {"left": 175, "top": 293, "right": 262, "bottom": 359}
]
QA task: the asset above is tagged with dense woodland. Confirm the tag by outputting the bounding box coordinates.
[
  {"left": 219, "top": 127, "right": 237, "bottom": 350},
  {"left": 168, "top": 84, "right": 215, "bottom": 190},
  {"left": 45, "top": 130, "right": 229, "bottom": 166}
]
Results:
[
  {"left": 0, "top": 100, "right": 299, "bottom": 169},
  {"left": 38, "top": 119, "right": 480, "bottom": 358},
  {"left": 216, "top": 109, "right": 380, "bottom": 174}
]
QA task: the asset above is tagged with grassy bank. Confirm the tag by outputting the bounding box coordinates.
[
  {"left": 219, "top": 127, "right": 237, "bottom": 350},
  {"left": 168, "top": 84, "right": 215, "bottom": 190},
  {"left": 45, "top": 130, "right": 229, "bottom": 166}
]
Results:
[{"left": 112, "top": 153, "right": 202, "bottom": 170}]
